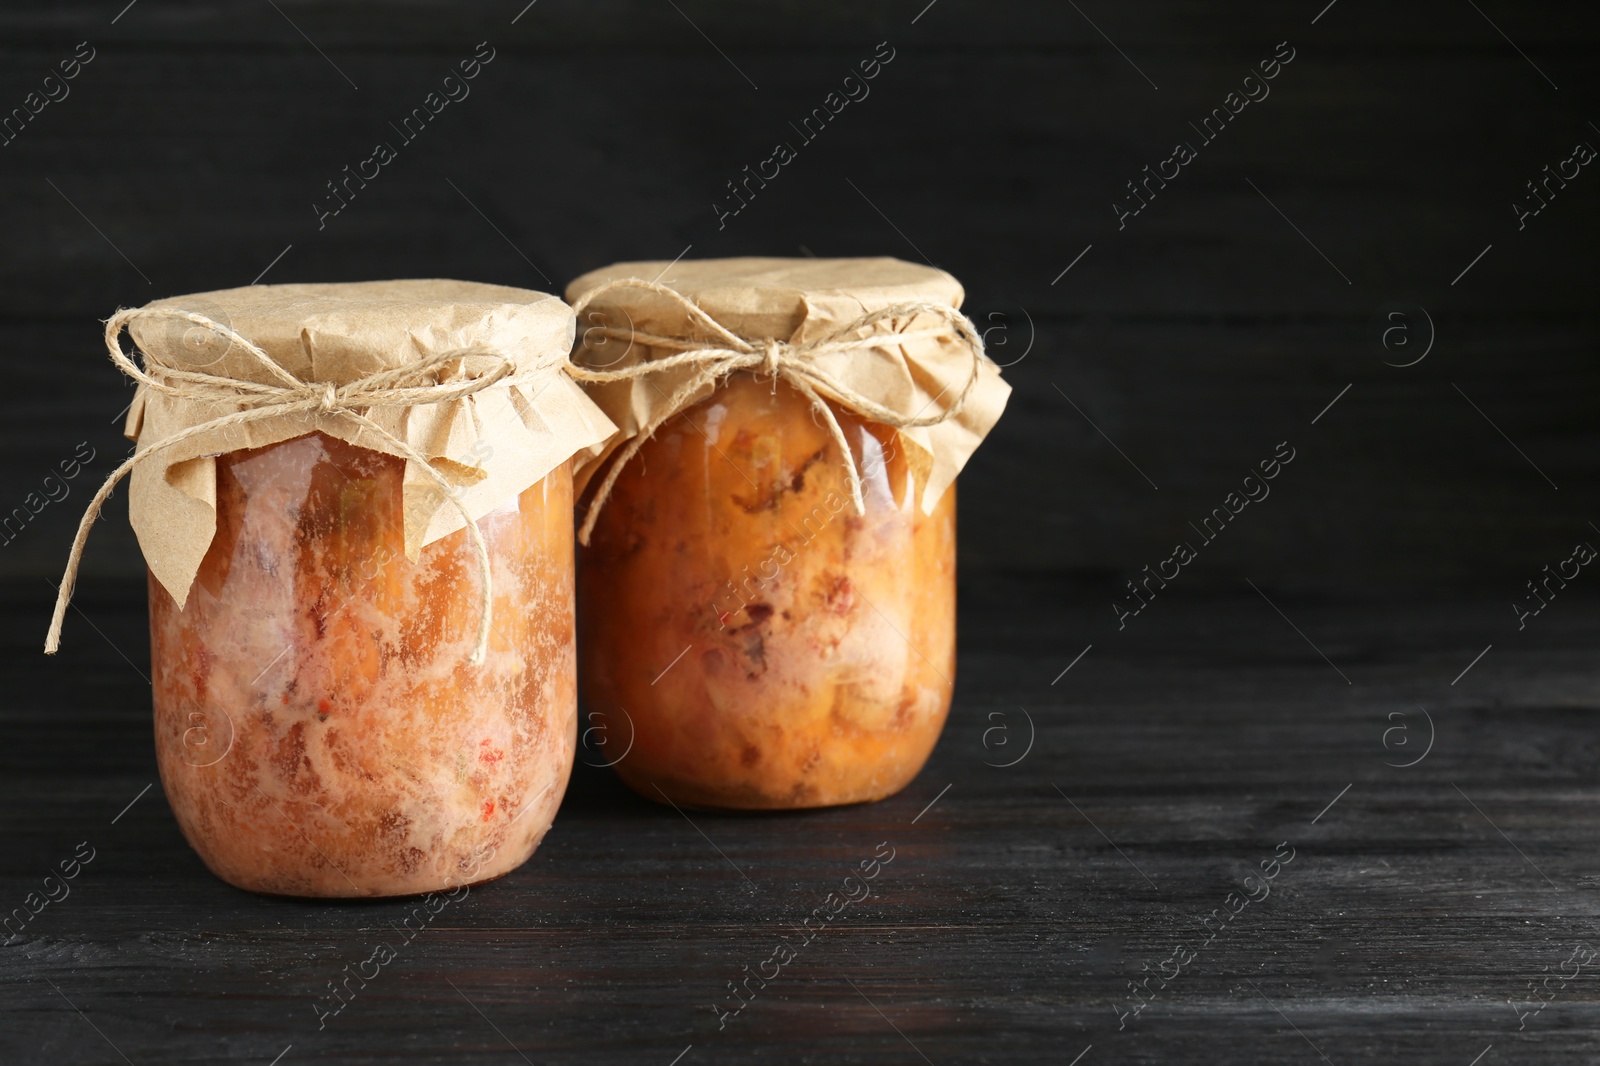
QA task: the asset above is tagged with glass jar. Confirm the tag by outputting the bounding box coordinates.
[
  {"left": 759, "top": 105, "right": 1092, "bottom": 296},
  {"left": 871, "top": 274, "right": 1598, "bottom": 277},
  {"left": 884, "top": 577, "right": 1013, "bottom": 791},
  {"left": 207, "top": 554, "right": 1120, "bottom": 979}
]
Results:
[
  {"left": 578, "top": 372, "right": 956, "bottom": 810},
  {"left": 150, "top": 432, "right": 575, "bottom": 897}
]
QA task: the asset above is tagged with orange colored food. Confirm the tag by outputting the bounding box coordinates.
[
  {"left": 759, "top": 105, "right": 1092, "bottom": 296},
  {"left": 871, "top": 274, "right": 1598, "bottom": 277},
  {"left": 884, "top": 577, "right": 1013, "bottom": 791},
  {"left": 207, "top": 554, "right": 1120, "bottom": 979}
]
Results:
[
  {"left": 149, "top": 432, "right": 575, "bottom": 897},
  {"left": 578, "top": 372, "right": 956, "bottom": 810}
]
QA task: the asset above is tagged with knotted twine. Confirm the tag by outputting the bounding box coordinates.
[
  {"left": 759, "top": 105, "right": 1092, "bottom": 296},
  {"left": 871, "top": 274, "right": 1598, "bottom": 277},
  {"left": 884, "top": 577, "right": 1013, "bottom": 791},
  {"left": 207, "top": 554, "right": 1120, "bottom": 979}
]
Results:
[
  {"left": 46, "top": 306, "right": 523, "bottom": 666},
  {"left": 567, "top": 278, "right": 988, "bottom": 546}
]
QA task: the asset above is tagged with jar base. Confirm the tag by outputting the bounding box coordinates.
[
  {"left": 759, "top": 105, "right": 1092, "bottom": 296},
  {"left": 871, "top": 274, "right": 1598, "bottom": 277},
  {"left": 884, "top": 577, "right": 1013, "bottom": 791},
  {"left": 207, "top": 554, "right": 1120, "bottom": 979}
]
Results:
[
  {"left": 187, "top": 833, "right": 549, "bottom": 900},
  {"left": 615, "top": 764, "right": 928, "bottom": 813},
  {"left": 212, "top": 860, "right": 529, "bottom": 902}
]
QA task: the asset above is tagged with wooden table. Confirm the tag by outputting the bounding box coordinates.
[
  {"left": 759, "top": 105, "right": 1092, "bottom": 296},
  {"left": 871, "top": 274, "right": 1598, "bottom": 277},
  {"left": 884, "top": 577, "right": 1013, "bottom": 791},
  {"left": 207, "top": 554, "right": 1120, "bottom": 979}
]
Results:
[{"left": 4, "top": 577, "right": 1596, "bottom": 1064}]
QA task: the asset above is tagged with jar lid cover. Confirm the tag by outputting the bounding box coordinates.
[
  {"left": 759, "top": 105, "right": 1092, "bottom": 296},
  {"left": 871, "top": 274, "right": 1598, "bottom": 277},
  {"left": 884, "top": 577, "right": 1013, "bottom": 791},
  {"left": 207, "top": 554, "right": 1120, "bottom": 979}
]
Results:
[
  {"left": 563, "top": 257, "right": 1007, "bottom": 523},
  {"left": 566, "top": 257, "right": 963, "bottom": 343},
  {"left": 110, "top": 279, "right": 614, "bottom": 611},
  {"left": 132, "top": 279, "right": 574, "bottom": 386}
]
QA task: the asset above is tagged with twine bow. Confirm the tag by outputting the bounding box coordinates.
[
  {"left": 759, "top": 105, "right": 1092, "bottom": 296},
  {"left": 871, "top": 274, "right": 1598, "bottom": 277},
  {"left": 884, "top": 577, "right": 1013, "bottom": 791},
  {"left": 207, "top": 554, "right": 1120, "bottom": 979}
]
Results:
[
  {"left": 567, "top": 279, "right": 988, "bottom": 546},
  {"left": 46, "top": 307, "right": 523, "bottom": 665}
]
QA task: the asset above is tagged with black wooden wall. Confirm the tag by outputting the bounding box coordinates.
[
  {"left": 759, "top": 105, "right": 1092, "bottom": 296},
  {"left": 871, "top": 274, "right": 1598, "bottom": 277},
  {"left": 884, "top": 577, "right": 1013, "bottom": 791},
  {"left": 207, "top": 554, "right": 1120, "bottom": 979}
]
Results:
[{"left": 1, "top": 0, "right": 1596, "bottom": 597}]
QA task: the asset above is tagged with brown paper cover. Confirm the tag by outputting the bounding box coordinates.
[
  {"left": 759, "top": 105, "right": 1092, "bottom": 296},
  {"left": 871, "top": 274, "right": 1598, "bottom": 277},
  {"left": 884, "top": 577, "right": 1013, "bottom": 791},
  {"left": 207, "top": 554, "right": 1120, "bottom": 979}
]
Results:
[
  {"left": 563, "top": 257, "right": 1010, "bottom": 513},
  {"left": 122, "top": 280, "right": 616, "bottom": 608}
]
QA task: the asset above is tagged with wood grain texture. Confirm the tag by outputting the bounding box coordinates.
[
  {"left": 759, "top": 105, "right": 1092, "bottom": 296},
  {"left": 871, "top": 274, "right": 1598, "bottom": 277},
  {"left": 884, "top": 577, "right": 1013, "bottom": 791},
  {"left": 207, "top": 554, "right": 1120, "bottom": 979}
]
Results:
[
  {"left": 0, "top": 1, "right": 1596, "bottom": 591},
  {"left": 3, "top": 579, "right": 1599, "bottom": 1063}
]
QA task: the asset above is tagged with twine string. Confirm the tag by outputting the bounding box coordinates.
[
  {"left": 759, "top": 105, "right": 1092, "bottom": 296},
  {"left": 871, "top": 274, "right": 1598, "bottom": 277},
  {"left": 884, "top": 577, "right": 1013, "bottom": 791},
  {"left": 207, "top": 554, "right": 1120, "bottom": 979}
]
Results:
[
  {"left": 566, "top": 279, "right": 987, "bottom": 546},
  {"left": 46, "top": 307, "right": 520, "bottom": 665}
]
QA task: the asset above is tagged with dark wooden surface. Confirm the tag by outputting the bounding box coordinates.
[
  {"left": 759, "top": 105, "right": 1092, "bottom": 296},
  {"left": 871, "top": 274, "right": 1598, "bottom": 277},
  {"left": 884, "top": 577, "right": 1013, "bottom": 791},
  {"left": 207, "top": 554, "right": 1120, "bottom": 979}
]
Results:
[
  {"left": 5, "top": 578, "right": 1600, "bottom": 1064},
  {"left": 3, "top": 1, "right": 1599, "bottom": 1063}
]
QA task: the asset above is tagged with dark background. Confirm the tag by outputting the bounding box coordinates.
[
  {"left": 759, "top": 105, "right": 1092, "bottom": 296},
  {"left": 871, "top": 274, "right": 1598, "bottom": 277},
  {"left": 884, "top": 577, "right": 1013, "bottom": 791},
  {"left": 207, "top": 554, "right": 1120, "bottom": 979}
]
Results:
[{"left": 2, "top": 2, "right": 1598, "bottom": 1064}]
